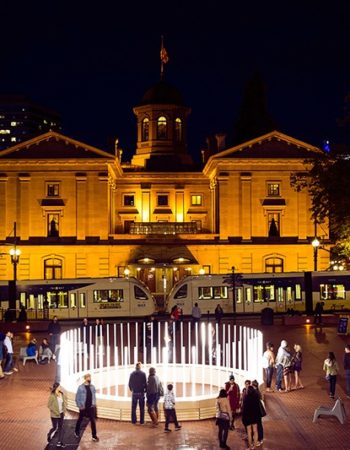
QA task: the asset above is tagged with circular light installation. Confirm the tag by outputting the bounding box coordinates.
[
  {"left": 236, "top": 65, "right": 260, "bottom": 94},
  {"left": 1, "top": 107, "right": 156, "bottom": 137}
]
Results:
[{"left": 60, "top": 322, "right": 263, "bottom": 421}]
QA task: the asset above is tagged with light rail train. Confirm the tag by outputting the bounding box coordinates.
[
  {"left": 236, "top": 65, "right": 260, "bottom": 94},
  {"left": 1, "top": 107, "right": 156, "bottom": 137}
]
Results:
[{"left": 167, "top": 271, "right": 350, "bottom": 315}]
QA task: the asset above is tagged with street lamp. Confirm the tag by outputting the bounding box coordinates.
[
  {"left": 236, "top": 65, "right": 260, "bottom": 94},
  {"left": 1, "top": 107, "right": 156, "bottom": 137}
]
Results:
[
  {"left": 9, "top": 248, "right": 21, "bottom": 281},
  {"left": 311, "top": 237, "right": 320, "bottom": 271},
  {"left": 8, "top": 246, "right": 21, "bottom": 320}
]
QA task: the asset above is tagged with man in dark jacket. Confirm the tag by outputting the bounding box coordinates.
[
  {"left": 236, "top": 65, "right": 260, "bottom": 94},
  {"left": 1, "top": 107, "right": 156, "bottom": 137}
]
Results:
[
  {"left": 48, "top": 316, "right": 61, "bottom": 356},
  {"left": 128, "top": 362, "right": 147, "bottom": 424}
]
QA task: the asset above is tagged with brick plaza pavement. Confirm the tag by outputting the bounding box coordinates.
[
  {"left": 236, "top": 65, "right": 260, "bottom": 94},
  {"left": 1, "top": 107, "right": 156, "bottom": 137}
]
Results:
[{"left": 1, "top": 318, "right": 350, "bottom": 450}]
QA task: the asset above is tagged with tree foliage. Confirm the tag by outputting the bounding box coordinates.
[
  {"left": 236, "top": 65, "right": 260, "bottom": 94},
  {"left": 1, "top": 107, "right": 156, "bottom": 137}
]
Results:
[{"left": 291, "top": 154, "right": 350, "bottom": 258}]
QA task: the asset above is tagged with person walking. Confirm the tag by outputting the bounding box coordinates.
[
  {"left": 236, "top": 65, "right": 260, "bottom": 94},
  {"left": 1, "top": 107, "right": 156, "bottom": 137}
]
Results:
[
  {"left": 74, "top": 373, "right": 99, "bottom": 442},
  {"left": 252, "top": 380, "right": 264, "bottom": 445},
  {"left": 4, "top": 331, "right": 17, "bottom": 375},
  {"left": 242, "top": 385, "right": 263, "bottom": 449},
  {"left": 163, "top": 383, "right": 181, "bottom": 432},
  {"left": 323, "top": 352, "right": 339, "bottom": 399},
  {"left": 215, "top": 388, "right": 232, "bottom": 449},
  {"left": 225, "top": 375, "right": 240, "bottom": 430},
  {"left": 344, "top": 344, "right": 350, "bottom": 398},
  {"left": 146, "top": 367, "right": 161, "bottom": 426},
  {"left": 128, "top": 362, "right": 147, "bottom": 425},
  {"left": 48, "top": 316, "right": 61, "bottom": 356},
  {"left": 291, "top": 344, "right": 304, "bottom": 389},
  {"left": 215, "top": 304, "right": 224, "bottom": 324},
  {"left": 191, "top": 302, "right": 201, "bottom": 326},
  {"left": 262, "top": 342, "right": 275, "bottom": 392},
  {"left": 47, "top": 382, "right": 66, "bottom": 447}
]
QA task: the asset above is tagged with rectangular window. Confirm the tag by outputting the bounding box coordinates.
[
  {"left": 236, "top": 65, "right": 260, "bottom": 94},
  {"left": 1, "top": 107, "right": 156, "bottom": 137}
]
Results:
[
  {"left": 267, "top": 183, "right": 280, "bottom": 196},
  {"left": 246, "top": 287, "right": 252, "bottom": 303},
  {"left": 123, "top": 194, "right": 135, "bottom": 206},
  {"left": 236, "top": 287, "right": 242, "bottom": 304},
  {"left": 198, "top": 286, "right": 228, "bottom": 300},
  {"left": 174, "top": 284, "right": 188, "bottom": 299},
  {"left": 80, "top": 293, "right": 86, "bottom": 308},
  {"left": 47, "top": 183, "right": 59, "bottom": 197},
  {"left": 157, "top": 194, "right": 168, "bottom": 206},
  {"left": 295, "top": 284, "right": 302, "bottom": 301},
  {"left": 253, "top": 285, "right": 275, "bottom": 302},
  {"left": 277, "top": 287, "right": 284, "bottom": 302},
  {"left": 320, "top": 284, "right": 345, "bottom": 300},
  {"left": 134, "top": 286, "right": 148, "bottom": 300},
  {"left": 46, "top": 291, "right": 68, "bottom": 308},
  {"left": 286, "top": 287, "right": 293, "bottom": 302},
  {"left": 93, "top": 289, "right": 124, "bottom": 303},
  {"left": 191, "top": 194, "right": 202, "bottom": 206},
  {"left": 47, "top": 213, "right": 59, "bottom": 237},
  {"left": 70, "top": 293, "right": 77, "bottom": 308},
  {"left": 268, "top": 212, "right": 280, "bottom": 237}
]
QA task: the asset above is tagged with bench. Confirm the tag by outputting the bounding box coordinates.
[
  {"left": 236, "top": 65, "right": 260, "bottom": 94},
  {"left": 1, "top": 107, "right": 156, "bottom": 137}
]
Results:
[
  {"left": 313, "top": 398, "right": 346, "bottom": 424},
  {"left": 19, "top": 347, "right": 39, "bottom": 366}
]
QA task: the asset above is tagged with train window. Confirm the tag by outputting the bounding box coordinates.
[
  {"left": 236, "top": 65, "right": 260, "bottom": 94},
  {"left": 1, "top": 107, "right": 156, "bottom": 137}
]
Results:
[
  {"left": 135, "top": 286, "right": 148, "bottom": 300},
  {"left": 253, "top": 286, "right": 264, "bottom": 302},
  {"left": 199, "top": 286, "right": 212, "bottom": 299},
  {"left": 79, "top": 293, "right": 86, "bottom": 308},
  {"left": 213, "top": 286, "right": 228, "bottom": 299},
  {"left": 286, "top": 287, "right": 293, "bottom": 302},
  {"left": 253, "top": 285, "right": 275, "bottom": 302},
  {"left": 46, "top": 291, "right": 68, "bottom": 308},
  {"left": 93, "top": 289, "right": 124, "bottom": 303},
  {"left": 37, "top": 295, "right": 44, "bottom": 309},
  {"left": 277, "top": 287, "right": 284, "bottom": 302},
  {"left": 266, "top": 286, "right": 275, "bottom": 302},
  {"left": 236, "top": 288, "right": 242, "bottom": 303},
  {"left": 27, "top": 294, "right": 35, "bottom": 309},
  {"left": 70, "top": 293, "right": 77, "bottom": 308},
  {"left": 320, "top": 284, "right": 345, "bottom": 300},
  {"left": 295, "top": 284, "right": 302, "bottom": 301},
  {"left": 245, "top": 287, "right": 252, "bottom": 303},
  {"left": 174, "top": 284, "right": 188, "bottom": 299}
]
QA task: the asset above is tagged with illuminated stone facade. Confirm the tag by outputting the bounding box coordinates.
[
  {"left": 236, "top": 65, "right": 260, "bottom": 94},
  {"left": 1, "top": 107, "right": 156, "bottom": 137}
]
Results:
[{"left": 0, "top": 82, "right": 330, "bottom": 299}]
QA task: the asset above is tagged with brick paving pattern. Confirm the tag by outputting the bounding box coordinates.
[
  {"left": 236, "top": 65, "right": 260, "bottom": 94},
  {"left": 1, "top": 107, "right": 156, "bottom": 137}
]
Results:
[{"left": 1, "top": 318, "right": 350, "bottom": 449}]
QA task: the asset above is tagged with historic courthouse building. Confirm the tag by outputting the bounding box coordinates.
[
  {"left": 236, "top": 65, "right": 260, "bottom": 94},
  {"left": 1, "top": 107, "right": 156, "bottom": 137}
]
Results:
[{"left": 0, "top": 80, "right": 329, "bottom": 299}]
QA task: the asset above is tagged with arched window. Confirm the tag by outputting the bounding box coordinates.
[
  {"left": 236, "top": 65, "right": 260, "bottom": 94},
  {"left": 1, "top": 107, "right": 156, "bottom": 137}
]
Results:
[
  {"left": 44, "top": 257, "right": 63, "bottom": 280},
  {"left": 175, "top": 117, "right": 182, "bottom": 141},
  {"left": 142, "top": 117, "right": 149, "bottom": 141},
  {"left": 157, "top": 116, "right": 167, "bottom": 139},
  {"left": 265, "top": 257, "right": 284, "bottom": 273}
]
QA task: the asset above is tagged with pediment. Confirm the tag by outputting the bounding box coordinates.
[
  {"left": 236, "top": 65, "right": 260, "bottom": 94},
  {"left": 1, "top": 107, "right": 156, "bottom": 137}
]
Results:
[
  {"left": 211, "top": 131, "right": 324, "bottom": 160},
  {"left": 0, "top": 131, "right": 115, "bottom": 160}
]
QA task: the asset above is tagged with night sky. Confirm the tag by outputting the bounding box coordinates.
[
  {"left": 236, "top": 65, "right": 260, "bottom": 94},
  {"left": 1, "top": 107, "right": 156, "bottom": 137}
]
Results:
[{"left": 1, "top": 1, "right": 350, "bottom": 161}]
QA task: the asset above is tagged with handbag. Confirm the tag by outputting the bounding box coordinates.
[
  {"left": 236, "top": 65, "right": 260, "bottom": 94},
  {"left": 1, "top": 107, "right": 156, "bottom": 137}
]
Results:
[
  {"left": 218, "top": 411, "right": 230, "bottom": 421},
  {"left": 259, "top": 399, "right": 267, "bottom": 417}
]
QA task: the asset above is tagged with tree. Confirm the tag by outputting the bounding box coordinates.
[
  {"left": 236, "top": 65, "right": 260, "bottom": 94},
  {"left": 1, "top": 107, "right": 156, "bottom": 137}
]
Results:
[{"left": 291, "top": 153, "right": 350, "bottom": 260}]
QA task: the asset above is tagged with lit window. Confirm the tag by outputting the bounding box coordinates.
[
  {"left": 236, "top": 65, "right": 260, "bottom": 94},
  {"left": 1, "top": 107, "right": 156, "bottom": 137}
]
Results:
[
  {"left": 320, "top": 284, "right": 345, "bottom": 300},
  {"left": 48, "top": 214, "right": 59, "bottom": 237},
  {"left": 175, "top": 117, "right": 182, "bottom": 141},
  {"left": 191, "top": 194, "right": 202, "bottom": 206},
  {"left": 157, "top": 194, "right": 168, "bottom": 206},
  {"left": 11, "top": 137, "right": 17, "bottom": 142},
  {"left": 268, "top": 212, "right": 280, "bottom": 237},
  {"left": 157, "top": 116, "right": 167, "bottom": 139},
  {"left": 47, "top": 183, "right": 59, "bottom": 197},
  {"left": 265, "top": 257, "right": 284, "bottom": 273},
  {"left": 123, "top": 195, "right": 135, "bottom": 206},
  {"left": 44, "top": 258, "right": 62, "bottom": 280},
  {"left": 0, "top": 129, "right": 10, "bottom": 134},
  {"left": 11, "top": 121, "right": 17, "bottom": 126},
  {"left": 142, "top": 118, "right": 149, "bottom": 141},
  {"left": 267, "top": 183, "right": 280, "bottom": 196}
]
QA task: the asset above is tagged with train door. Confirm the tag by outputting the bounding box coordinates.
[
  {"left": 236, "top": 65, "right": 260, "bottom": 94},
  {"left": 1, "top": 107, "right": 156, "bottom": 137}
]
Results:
[
  {"left": 276, "top": 286, "right": 286, "bottom": 312},
  {"left": 235, "top": 287, "right": 244, "bottom": 313}
]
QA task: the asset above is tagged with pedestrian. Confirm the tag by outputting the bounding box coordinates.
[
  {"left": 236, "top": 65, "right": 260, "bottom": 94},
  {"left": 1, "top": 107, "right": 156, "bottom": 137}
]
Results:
[
  {"left": 241, "top": 385, "right": 263, "bottom": 449},
  {"left": 0, "top": 332, "right": 5, "bottom": 379},
  {"left": 164, "top": 383, "right": 181, "bottom": 432},
  {"left": 343, "top": 344, "right": 350, "bottom": 399},
  {"left": 39, "top": 338, "right": 53, "bottom": 363},
  {"left": 291, "top": 344, "right": 304, "bottom": 389},
  {"left": 225, "top": 375, "right": 240, "bottom": 430},
  {"left": 74, "top": 373, "right": 99, "bottom": 442},
  {"left": 4, "top": 331, "right": 17, "bottom": 375},
  {"left": 262, "top": 342, "right": 275, "bottom": 392},
  {"left": 47, "top": 382, "right": 66, "bottom": 447},
  {"left": 26, "top": 338, "right": 37, "bottom": 357},
  {"left": 48, "top": 316, "right": 61, "bottom": 356},
  {"left": 314, "top": 301, "right": 324, "bottom": 325},
  {"left": 18, "top": 304, "right": 27, "bottom": 322},
  {"left": 215, "top": 388, "right": 231, "bottom": 449},
  {"left": 146, "top": 367, "right": 162, "bottom": 426},
  {"left": 80, "top": 317, "right": 90, "bottom": 352},
  {"left": 323, "top": 351, "right": 339, "bottom": 399},
  {"left": 128, "top": 361, "right": 147, "bottom": 425},
  {"left": 282, "top": 345, "right": 293, "bottom": 392},
  {"left": 252, "top": 380, "right": 264, "bottom": 445},
  {"left": 215, "top": 304, "right": 224, "bottom": 324},
  {"left": 191, "top": 302, "right": 201, "bottom": 326},
  {"left": 275, "top": 340, "right": 290, "bottom": 392}
]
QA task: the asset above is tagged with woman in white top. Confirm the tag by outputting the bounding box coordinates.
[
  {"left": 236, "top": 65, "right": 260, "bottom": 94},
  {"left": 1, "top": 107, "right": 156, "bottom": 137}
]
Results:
[{"left": 47, "top": 382, "right": 66, "bottom": 447}]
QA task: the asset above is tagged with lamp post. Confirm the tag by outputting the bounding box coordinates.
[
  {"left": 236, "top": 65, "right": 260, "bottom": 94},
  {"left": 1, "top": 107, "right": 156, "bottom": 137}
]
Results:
[{"left": 311, "top": 237, "right": 320, "bottom": 271}]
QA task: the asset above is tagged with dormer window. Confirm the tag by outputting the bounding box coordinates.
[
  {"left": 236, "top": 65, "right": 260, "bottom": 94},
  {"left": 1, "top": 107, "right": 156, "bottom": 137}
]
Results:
[
  {"left": 157, "top": 116, "right": 167, "bottom": 139},
  {"left": 175, "top": 117, "right": 182, "bottom": 142},
  {"left": 142, "top": 118, "right": 149, "bottom": 141}
]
